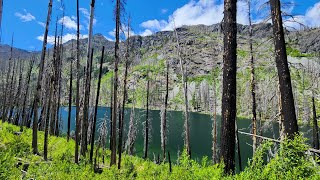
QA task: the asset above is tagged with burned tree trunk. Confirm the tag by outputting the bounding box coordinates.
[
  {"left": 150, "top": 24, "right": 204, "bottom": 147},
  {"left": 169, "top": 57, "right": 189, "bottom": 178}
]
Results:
[
  {"left": 212, "top": 73, "right": 218, "bottom": 164},
  {"left": 144, "top": 66, "right": 150, "bottom": 159},
  {"left": 20, "top": 58, "right": 35, "bottom": 131},
  {"left": 44, "top": 75, "right": 54, "bottom": 161},
  {"left": 118, "top": 23, "right": 131, "bottom": 169},
  {"left": 247, "top": 0, "right": 257, "bottom": 154},
  {"left": 269, "top": 0, "right": 298, "bottom": 137},
  {"left": 50, "top": 26, "right": 58, "bottom": 135},
  {"left": 75, "top": 0, "right": 81, "bottom": 164},
  {"left": 67, "top": 59, "right": 73, "bottom": 141},
  {"left": 82, "top": 0, "right": 96, "bottom": 156},
  {"left": 109, "top": 76, "right": 113, "bottom": 151},
  {"left": 173, "top": 23, "right": 191, "bottom": 157},
  {"left": 125, "top": 77, "right": 137, "bottom": 155},
  {"left": 220, "top": 0, "right": 237, "bottom": 174},
  {"left": 90, "top": 46, "right": 105, "bottom": 163},
  {"left": 312, "top": 97, "right": 319, "bottom": 150},
  {"left": 32, "top": 0, "right": 53, "bottom": 154},
  {"left": 161, "top": 60, "right": 169, "bottom": 160},
  {"left": 81, "top": 48, "right": 94, "bottom": 156},
  {"left": 110, "top": 0, "right": 121, "bottom": 166}
]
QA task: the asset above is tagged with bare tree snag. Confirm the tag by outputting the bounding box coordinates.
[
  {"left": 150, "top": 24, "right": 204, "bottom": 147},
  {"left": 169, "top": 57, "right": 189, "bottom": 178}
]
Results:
[
  {"left": 32, "top": 0, "right": 53, "bottom": 154},
  {"left": 269, "top": 0, "right": 298, "bottom": 137},
  {"left": 110, "top": 0, "right": 121, "bottom": 166},
  {"left": 220, "top": 0, "right": 237, "bottom": 174},
  {"left": 75, "top": 0, "right": 81, "bottom": 164},
  {"left": 90, "top": 46, "right": 104, "bottom": 163}
]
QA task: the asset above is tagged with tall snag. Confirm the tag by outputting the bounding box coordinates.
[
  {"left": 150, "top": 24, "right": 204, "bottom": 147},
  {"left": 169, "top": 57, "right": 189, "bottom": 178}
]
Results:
[
  {"left": 118, "top": 20, "right": 131, "bottom": 169},
  {"left": 82, "top": 0, "right": 96, "bottom": 156},
  {"left": 44, "top": 74, "right": 54, "bottom": 161},
  {"left": 269, "top": 0, "right": 298, "bottom": 137},
  {"left": 312, "top": 97, "right": 319, "bottom": 150},
  {"left": 161, "top": 59, "right": 169, "bottom": 160},
  {"left": 212, "top": 68, "right": 218, "bottom": 164},
  {"left": 21, "top": 58, "right": 35, "bottom": 131},
  {"left": 67, "top": 57, "right": 73, "bottom": 141},
  {"left": 247, "top": 0, "right": 257, "bottom": 154},
  {"left": 220, "top": 0, "right": 237, "bottom": 174},
  {"left": 173, "top": 22, "right": 191, "bottom": 157},
  {"left": 90, "top": 46, "right": 105, "bottom": 163},
  {"left": 144, "top": 64, "right": 150, "bottom": 159},
  {"left": 32, "top": 0, "right": 53, "bottom": 154},
  {"left": 75, "top": 0, "right": 81, "bottom": 163},
  {"left": 110, "top": 0, "right": 122, "bottom": 166}
]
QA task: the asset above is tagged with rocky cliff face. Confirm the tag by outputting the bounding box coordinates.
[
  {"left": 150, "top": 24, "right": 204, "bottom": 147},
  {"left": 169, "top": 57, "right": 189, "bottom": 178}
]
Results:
[{"left": 0, "top": 23, "right": 319, "bottom": 117}]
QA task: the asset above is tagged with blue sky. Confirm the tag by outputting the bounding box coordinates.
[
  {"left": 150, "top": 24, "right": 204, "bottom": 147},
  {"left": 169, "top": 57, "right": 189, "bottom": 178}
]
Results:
[{"left": 1, "top": 0, "right": 320, "bottom": 51}]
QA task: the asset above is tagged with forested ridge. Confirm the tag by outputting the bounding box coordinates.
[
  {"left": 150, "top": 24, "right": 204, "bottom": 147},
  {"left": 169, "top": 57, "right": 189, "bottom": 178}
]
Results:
[{"left": 0, "top": 0, "right": 319, "bottom": 179}]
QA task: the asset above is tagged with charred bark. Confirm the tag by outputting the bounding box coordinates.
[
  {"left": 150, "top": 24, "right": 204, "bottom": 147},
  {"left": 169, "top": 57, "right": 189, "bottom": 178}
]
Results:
[
  {"left": 90, "top": 46, "right": 104, "bottom": 163},
  {"left": 220, "top": 0, "right": 237, "bottom": 174},
  {"left": 269, "top": 0, "right": 298, "bottom": 137}
]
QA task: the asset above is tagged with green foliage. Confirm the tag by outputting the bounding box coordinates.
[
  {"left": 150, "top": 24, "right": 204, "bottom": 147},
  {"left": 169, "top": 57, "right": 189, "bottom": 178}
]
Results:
[
  {"left": 286, "top": 46, "right": 314, "bottom": 57},
  {"left": 1, "top": 122, "right": 319, "bottom": 179},
  {"left": 237, "top": 49, "right": 248, "bottom": 58},
  {"left": 236, "top": 135, "right": 320, "bottom": 180}
]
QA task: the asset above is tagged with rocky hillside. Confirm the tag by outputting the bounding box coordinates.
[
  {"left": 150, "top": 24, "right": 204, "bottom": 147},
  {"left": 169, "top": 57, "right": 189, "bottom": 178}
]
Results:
[{"left": 1, "top": 23, "right": 319, "bottom": 121}]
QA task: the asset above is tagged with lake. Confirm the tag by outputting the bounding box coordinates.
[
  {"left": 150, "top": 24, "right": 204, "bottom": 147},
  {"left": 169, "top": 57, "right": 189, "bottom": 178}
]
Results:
[{"left": 58, "top": 106, "right": 313, "bottom": 171}]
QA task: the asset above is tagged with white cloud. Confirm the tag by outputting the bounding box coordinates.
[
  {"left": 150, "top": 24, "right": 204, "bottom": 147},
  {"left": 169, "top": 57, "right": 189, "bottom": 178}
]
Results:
[
  {"left": 58, "top": 16, "right": 80, "bottom": 30},
  {"left": 284, "top": 1, "right": 320, "bottom": 29},
  {"left": 140, "top": 19, "right": 168, "bottom": 31},
  {"left": 36, "top": 33, "right": 88, "bottom": 45},
  {"left": 15, "top": 9, "right": 36, "bottom": 22},
  {"left": 139, "top": 0, "right": 249, "bottom": 33},
  {"left": 140, "top": 29, "right": 153, "bottom": 37},
  {"left": 304, "top": 2, "right": 320, "bottom": 27},
  {"left": 37, "top": 21, "right": 46, "bottom": 28}
]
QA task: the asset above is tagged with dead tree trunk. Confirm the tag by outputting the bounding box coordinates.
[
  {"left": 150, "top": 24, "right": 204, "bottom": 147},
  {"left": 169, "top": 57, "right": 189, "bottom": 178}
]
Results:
[
  {"left": 67, "top": 59, "right": 73, "bottom": 141},
  {"left": 220, "top": 0, "right": 237, "bottom": 174},
  {"left": 109, "top": 76, "right": 113, "bottom": 151},
  {"left": 13, "top": 61, "right": 24, "bottom": 125},
  {"left": 90, "top": 46, "right": 104, "bottom": 163},
  {"left": 173, "top": 23, "right": 191, "bottom": 157},
  {"left": 212, "top": 74, "right": 218, "bottom": 164},
  {"left": 312, "top": 97, "right": 319, "bottom": 150},
  {"left": 44, "top": 75, "right": 54, "bottom": 161},
  {"left": 7, "top": 58, "right": 18, "bottom": 123},
  {"left": 110, "top": 0, "right": 121, "bottom": 166},
  {"left": 75, "top": 0, "right": 81, "bottom": 164},
  {"left": 82, "top": 0, "right": 96, "bottom": 156},
  {"left": 50, "top": 26, "right": 58, "bottom": 135},
  {"left": 32, "top": 0, "right": 53, "bottom": 154},
  {"left": 161, "top": 60, "right": 169, "bottom": 160},
  {"left": 81, "top": 48, "right": 94, "bottom": 156},
  {"left": 269, "top": 0, "right": 298, "bottom": 137},
  {"left": 247, "top": 0, "right": 257, "bottom": 154},
  {"left": 20, "top": 58, "right": 35, "bottom": 131},
  {"left": 144, "top": 66, "right": 150, "bottom": 159},
  {"left": 118, "top": 23, "right": 131, "bottom": 169}
]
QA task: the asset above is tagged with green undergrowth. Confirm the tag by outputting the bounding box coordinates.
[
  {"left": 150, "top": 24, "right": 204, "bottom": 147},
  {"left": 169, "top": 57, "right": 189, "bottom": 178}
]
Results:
[{"left": 0, "top": 121, "right": 319, "bottom": 179}]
